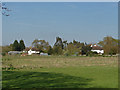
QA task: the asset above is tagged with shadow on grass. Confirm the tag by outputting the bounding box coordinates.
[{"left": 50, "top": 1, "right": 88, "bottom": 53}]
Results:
[{"left": 2, "top": 71, "right": 92, "bottom": 89}]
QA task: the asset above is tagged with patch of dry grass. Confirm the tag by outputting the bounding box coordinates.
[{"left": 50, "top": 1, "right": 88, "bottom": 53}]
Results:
[{"left": 2, "top": 55, "right": 118, "bottom": 70}]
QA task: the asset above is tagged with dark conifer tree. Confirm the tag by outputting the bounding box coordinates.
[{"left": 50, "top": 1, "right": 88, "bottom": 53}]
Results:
[
  {"left": 12, "top": 40, "right": 19, "bottom": 51},
  {"left": 19, "top": 40, "right": 25, "bottom": 51}
]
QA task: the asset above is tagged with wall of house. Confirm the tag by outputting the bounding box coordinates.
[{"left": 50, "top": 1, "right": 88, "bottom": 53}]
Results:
[
  {"left": 91, "top": 50, "right": 104, "bottom": 54},
  {"left": 28, "top": 49, "right": 40, "bottom": 55}
]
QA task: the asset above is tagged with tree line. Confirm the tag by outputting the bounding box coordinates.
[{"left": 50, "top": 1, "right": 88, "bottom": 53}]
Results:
[
  {"left": 1, "top": 36, "right": 119, "bottom": 56},
  {"left": 29, "top": 37, "right": 92, "bottom": 56},
  {"left": 2, "top": 40, "right": 25, "bottom": 53}
]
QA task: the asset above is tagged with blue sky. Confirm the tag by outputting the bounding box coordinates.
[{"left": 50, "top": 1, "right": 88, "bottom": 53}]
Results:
[{"left": 2, "top": 2, "right": 118, "bottom": 47}]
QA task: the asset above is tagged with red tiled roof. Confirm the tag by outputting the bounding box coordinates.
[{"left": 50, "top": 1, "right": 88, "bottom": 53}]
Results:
[{"left": 92, "top": 46, "right": 103, "bottom": 50}]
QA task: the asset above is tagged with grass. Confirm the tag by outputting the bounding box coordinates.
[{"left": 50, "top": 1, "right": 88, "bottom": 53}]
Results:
[
  {"left": 2, "top": 71, "right": 92, "bottom": 88},
  {"left": 2, "top": 55, "right": 118, "bottom": 88}
]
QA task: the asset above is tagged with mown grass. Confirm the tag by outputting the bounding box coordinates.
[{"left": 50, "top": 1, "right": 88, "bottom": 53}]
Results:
[{"left": 2, "top": 55, "right": 118, "bottom": 88}]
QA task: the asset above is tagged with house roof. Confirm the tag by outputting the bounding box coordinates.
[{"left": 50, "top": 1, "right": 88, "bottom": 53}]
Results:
[
  {"left": 24, "top": 48, "right": 39, "bottom": 51},
  {"left": 8, "top": 51, "right": 22, "bottom": 54},
  {"left": 92, "top": 46, "right": 103, "bottom": 50}
]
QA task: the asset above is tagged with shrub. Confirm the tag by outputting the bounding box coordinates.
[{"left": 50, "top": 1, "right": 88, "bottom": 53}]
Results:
[
  {"left": 53, "top": 46, "right": 63, "bottom": 55},
  {"left": 1, "top": 52, "right": 6, "bottom": 56},
  {"left": 64, "top": 53, "right": 70, "bottom": 56},
  {"left": 8, "top": 64, "right": 15, "bottom": 70},
  {"left": 87, "top": 51, "right": 98, "bottom": 57}
]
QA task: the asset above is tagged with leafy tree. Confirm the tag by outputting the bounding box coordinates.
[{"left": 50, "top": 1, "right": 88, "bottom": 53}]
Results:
[
  {"left": 53, "top": 46, "right": 63, "bottom": 55},
  {"left": 98, "top": 36, "right": 118, "bottom": 55},
  {"left": 0, "top": 3, "right": 11, "bottom": 16},
  {"left": 32, "top": 39, "right": 50, "bottom": 52},
  {"left": 47, "top": 46, "right": 53, "bottom": 55},
  {"left": 32, "top": 39, "right": 39, "bottom": 48},
  {"left": 19, "top": 40, "right": 25, "bottom": 51},
  {"left": 2, "top": 44, "right": 13, "bottom": 53},
  {"left": 63, "top": 40, "right": 68, "bottom": 50},
  {"left": 81, "top": 44, "right": 92, "bottom": 55},
  {"left": 65, "top": 40, "right": 84, "bottom": 55},
  {"left": 54, "top": 37, "right": 63, "bottom": 49},
  {"left": 73, "top": 40, "right": 78, "bottom": 45},
  {"left": 73, "top": 40, "right": 84, "bottom": 49},
  {"left": 66, "top": 43, "right": 78, "bottom": 55},
  {"left": 53, "top": 37, "right": 65, "bottom": 55}
]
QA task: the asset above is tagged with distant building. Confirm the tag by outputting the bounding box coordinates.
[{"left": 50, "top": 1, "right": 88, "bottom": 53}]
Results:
[
  {"left": 91, "top": 44, "right": 104, "bottom": 54},
  {"left": 40, "top": 52, "right": 48, "bottom": 56},
  {"left": 8, "top": 51, "right": 22, "bottom": 55},
  {"left": 28, "top": 49, "right": 40, "bottom": 55}
]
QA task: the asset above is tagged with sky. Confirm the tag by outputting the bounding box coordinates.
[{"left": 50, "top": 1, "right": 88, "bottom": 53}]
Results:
[
  {"left": 2, "top": 2, "right": 118, "bottom": 47},
  {"left": 2, "top": 0, "right": 119, "bottom": 2}
]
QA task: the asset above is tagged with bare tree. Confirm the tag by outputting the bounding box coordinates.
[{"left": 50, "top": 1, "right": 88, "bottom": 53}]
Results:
[{"left": 0, "top": 2, "right": 11, "bottom": 16}]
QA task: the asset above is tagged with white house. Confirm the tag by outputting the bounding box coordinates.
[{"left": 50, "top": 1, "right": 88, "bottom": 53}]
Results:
[
  {"left": 28, "top": 49, "right": 40, "bottom": 55},
  {"left": 91, "top": 50, "right": 104, "bottom": 54},
  {"left": 91, "top": 44, "right": 104, "bottom": 54}
]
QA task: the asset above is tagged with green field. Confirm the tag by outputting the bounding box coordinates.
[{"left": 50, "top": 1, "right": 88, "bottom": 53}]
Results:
[{"left": 2, "top": 55, "right": 118, "bottom": 88}]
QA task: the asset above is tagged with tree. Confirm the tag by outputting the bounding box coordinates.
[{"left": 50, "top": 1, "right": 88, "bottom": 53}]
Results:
[
  {"left": 66, "top": 43, "right": 78, "bottom": 55},
  {"left": 54, "top": 37, "right": 63, "bottom": 49},
  {"left": 32, "top": 39, "right": 39, "bottom": 48},
  {"left": 12, "top": 40, "right": 26, "bottom": 51},
  {"left": 0, "top": 3, "right": 11, "bottom": 16},
  {"left": 47, "top": 46, "right": 53, "bottom": 55},
  {"left": 53, "top": 46, "right": 63, "bottom": 55},
  {"left": 12, "top": 40, "right": 20, "bottom": 51},
  {"left": 81, "top": 44, "right": 92, "bottom": 55},
  {"left": 32, "top": 39, "right": 50, "bottom": 52},
  {"left": 65, "top": 40, "right": 84, "bottom": 55},
  {"left": 53, "top": 37, "right": 64, "bottom": 55},
  {"left": 63, "top": 40, "right": 68, "bottom": 50},
  {"left": 98, "top": 36, "right": 118, "bottom": 55},
  {"left": 2, "top": 44, "right": 13, "bottom": 53},
  {"left": 73, "top": 40, "right": 77, "bottom": 45},
  {"left": 19, "top": 40, "right": 25, "bottom": 51}
]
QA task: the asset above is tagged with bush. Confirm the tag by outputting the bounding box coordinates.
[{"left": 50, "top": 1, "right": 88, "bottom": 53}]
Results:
[
  {"left": 87, "top": 51, "right": 98, "bottom": 57},
  {"left": 1, "top": 52, "right": 6, "bottom": 56},
  {"left": 53, "top": 46, "right": 63, "bottom": 55},
  {"left": 64, "top": 53, "right": 70, "bottom": 56},
  {"left": 8, "top": 64, "right": 15, "bottom": 70}
]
